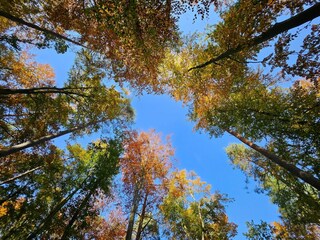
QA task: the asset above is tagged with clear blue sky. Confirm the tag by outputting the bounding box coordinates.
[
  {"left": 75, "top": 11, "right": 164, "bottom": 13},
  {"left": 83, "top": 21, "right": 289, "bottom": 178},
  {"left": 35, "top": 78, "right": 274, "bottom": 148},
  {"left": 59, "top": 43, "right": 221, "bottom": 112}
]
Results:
[{"left": 34, "top": 8, "right": 280, "bottom": 239}]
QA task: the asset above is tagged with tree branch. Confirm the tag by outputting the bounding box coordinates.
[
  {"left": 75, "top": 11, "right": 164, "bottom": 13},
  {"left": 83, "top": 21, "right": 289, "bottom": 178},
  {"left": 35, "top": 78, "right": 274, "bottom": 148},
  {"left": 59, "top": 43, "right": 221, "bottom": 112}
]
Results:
[
  {"left": 0, "top": 166, "right": 42, "bottom": 185},
  {"left": 189, "top": 3, "right": 320, "bottom": 71},
  {"left": 0, "top": 10, "right": 87, "bottom": 48},
  {"left": 226, "top": 129, "right": 320, "bottom": 191},
  {"left": 0, "top": 87, "right": 90, "bottom": 98},
  {"left": 0, "top": 120, "right": 100, "bottom": 158}
]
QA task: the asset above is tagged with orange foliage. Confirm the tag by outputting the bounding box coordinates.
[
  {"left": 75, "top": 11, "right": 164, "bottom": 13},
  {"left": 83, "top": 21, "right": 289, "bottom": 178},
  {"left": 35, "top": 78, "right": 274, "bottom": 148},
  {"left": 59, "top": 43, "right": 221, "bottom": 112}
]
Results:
[{"left": 121, "top": 130, "right": 174, "bottom": 194}]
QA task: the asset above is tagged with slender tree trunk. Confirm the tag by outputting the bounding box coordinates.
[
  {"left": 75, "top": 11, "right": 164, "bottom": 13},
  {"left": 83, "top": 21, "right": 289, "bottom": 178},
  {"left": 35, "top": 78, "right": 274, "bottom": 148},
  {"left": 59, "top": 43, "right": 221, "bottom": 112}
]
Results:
[
  {"left": 0, "top": 121, "right": 99, "bottom": 158},
  {"left": 0, "top": 10, "right": 86, "bottom": 48},
  {"left": 0, "top": 87, "right": 88, "bottom": 97},
  {"left": 135, "top": 191, "right": 148, "bottom": 240},
  {"left": 244, "top": 157, "right": 320, "bottom": 218},
  {"left": 26, "top": 179, "right": 87, "bottom": 239},
  {"left": 126, "top": 186, "right": 140, "bottom": 240},
  {"left": 0, "top": 166, "right": 42, "bottom": 185},
  {"left": 60, "top": 186, "right": 96, "bottom": 240},
  {"left": 190, "top": 192, "right": 205, "bottom": 240},
  {"left": 189, "top": 2, "right": 320, "bottom": 70},
  {"left": 226, "top": 129, "right": 320, "bottom": 191}
]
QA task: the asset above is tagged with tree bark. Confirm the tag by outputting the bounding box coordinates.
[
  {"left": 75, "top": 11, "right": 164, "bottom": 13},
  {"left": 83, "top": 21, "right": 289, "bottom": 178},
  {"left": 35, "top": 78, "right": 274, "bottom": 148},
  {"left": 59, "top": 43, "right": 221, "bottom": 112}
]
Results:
[
  {"left": 60, "top": 186, "right": 96, "bottom": 240},
  {"left": 0, "top": 87, "right": 89, "bottom": 97},
  {"left": 226, "top": 129, "right": 320, "bottom": 191},
  {"left": 0, "top": 166, "right": 42, "bottom": 185},
  {"left": 135, "top": 191, "right": 148, "bottom": 240},
  {"left": 126, "top": 186, "right": 140, "bottom": 240},
  {"left": 26, "top": 176, "right": 90, "bottom": 239},
  {"left": 0, "top": 121, "right": 99, "bottom": 158},
  {"left": 190, "top": 192, "right": 205, "bottom": 240},
  {"left": 0, "top": 10, "right": 86, "bottom": 48},
  {"left": 189, "top": 2, "right": 320, "bottom": 71}
]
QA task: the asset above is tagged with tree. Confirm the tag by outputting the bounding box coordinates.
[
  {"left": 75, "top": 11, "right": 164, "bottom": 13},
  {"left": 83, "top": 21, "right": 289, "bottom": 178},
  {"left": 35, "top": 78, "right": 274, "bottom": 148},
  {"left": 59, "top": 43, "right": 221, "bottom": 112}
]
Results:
[
  {"left": 226, "top": 143, "right": 320, "bottom": 226},
  {"left": 159, "top": 2, "right": 319, "bottom": 226},
  {"left": 244, "top": 220, "right": 320, "bottom": 240},
  {"left": 189, "top": 2, "right": 320, "bottom": 76},
  {"left": 0, "top": 137, "right": 123, "bottom": 239},
  {"left": 160, "top": 170, "right": 237, "bottom": 240},
  {"left": 0, "top": 48, "right": 133, "bottom": 158},
  {"left": 120, "top": 130, "right": 174, "bottom": 240},
  {"left": 0, "top": 0, "right": 217, "bottom": 92},
  {"left": 159, "top": 0, "right": 320, "bottom": 191}
]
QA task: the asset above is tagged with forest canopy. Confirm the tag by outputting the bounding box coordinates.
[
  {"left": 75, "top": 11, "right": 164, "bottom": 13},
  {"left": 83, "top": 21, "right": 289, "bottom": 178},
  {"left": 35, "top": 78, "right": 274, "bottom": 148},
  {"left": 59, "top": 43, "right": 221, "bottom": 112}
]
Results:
[{"left": 0, "top": 0, "right": 319, "bottom": 239}]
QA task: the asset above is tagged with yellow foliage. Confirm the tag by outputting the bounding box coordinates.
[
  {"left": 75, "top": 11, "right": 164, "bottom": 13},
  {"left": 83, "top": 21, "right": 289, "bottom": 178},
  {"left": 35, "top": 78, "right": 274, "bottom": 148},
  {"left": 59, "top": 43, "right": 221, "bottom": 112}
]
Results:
[{"left": 0, "top": 202, "right": 9, "bottom": 217}]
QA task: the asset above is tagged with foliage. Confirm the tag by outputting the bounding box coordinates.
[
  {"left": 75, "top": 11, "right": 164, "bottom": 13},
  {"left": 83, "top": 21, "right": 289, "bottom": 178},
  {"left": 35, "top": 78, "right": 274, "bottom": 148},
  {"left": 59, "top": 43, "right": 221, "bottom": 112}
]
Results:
[
  {"left": 121, "top": 130, "right": 174, "bottom": 240},
  {"left": 244, "top": 220, "right": 320, "bottom": 240},
  {"left": 227, "top": 143, "right": 320, "bottom": 238},
  {"left": 0, "top": 0, "right": 318, "bottom": 238},
  {"left": 0, "top": 46, "right": 133, "bottom": 158},
  {"left": 0, "top": 137, "right": 123, "bottom": 239},
  {"left": 160, "top": 170, "right": 237, "bottom": 239}
]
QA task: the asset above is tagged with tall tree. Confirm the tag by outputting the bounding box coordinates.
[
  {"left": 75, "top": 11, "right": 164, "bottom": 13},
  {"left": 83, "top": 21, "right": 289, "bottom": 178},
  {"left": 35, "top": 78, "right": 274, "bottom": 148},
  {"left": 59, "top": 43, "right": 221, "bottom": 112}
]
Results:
[
  {"left": 0, "top": 137, "right": 123, "bottom": 239},
  {"left": 226, "top": 143, "right": 320, "bottom": 228},
  {"left": 120, "top": 130, "right": 174, "bottom": 240},
  {"left": 244, "top": 220, "right": 320, "bottom": 240},
  {"left": 0, "top": 0, "right": 217, "bottom": 91},
  {"left": 160, "top": 170, "right": 237, "bottom": 239},
  {"left": 0, "top": 48, "right": 133, "bottom": 158}
]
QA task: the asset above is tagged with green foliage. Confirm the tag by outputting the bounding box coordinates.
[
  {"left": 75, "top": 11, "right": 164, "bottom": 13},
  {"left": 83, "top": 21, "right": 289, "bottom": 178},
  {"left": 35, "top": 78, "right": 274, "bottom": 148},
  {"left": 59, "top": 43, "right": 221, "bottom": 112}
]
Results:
[
  {"left": 160, "top": 170, "right": 237, "bottom": 239},
  {"left": 244, "top": 221, "right": 275, "bottom": 240},
  {"left": 0, "top": 137, "right": 122, "bottom": 239},
  {"left": 226, "top": 143, "right": 320, "bottom": 235}
]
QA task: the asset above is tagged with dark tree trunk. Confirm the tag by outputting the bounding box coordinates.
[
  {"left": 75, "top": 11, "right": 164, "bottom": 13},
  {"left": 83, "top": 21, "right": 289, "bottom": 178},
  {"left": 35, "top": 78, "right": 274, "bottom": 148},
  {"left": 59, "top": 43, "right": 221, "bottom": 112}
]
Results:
[
  {"left": 0, "top": 10, "right": 86, "bottom": 48},
  {"left": 26, "top": 177, "right": 90, "bottom": 239},
  {"left": 135, "top": 191, "right": 148, "bottom": 240},
  {"left": 0, "top": 87, "right": 89, "bottom": 97},
  {"left": 126, "top": 186, "right": 140, "bottom": 240},
  {"left": 0, "top": 121, "right": 99, "bottom": 158},
  {"left": 60, "top": 187, "right": 96, "bottom": 240},
  {"left": 226, "top": 129, "right": 320, "bottom": 191}
]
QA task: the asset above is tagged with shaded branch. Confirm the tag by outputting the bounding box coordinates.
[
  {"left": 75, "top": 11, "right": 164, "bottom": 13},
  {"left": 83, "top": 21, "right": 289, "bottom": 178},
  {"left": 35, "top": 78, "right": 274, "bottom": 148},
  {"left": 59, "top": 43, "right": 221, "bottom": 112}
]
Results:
[
  {"left": 226, "top": 129, "right": 320, "bottom": 191},
  {"left": 0, "top": 87, "right": 90, "bottom": 98},
  {"left": 0, "top": 166, "right": 42, "bottom": 185},
  {"left": 0, "top": 120, "right": 100, "bottom": 158},
  {"left": 0, "top": 10, "right": 87, "bottom": 48}
]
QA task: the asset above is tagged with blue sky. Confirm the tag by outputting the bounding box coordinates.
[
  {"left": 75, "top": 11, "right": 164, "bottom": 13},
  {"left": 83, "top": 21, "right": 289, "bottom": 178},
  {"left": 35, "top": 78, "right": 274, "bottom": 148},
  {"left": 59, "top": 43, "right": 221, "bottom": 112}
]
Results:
[{"left": 33, "top": 8, "right": 281, "bottom": 239}]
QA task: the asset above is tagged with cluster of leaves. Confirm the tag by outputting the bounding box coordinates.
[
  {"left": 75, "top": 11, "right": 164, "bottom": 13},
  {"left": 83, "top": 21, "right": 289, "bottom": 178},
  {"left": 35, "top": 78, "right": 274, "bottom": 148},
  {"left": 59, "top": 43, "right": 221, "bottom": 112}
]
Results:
[{"left": 160, "top": 170, "right": 237, "bottom": 239}]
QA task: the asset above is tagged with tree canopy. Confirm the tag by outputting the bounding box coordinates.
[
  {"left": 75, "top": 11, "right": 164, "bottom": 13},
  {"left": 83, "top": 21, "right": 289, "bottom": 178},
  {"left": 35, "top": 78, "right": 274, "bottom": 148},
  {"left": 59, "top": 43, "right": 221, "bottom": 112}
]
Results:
[{"left": 0, "top": 0, "right": 319, "bottom": 238}]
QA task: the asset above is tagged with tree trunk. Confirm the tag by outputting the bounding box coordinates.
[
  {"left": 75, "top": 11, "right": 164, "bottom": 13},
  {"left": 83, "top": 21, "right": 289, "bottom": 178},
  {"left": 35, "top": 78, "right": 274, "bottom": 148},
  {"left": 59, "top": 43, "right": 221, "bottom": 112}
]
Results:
[
  {"left": 0, "top": 166, "right": 42, "bottom": 185},
  {"left": 126, "top": 186, "right": 140, "bottom": 240},
  {"left": 189, "top": 2, "right": 320, "bottom": 70},
  {"left": 135, "top": 191, "right": 148, "bottom": 240},
  {"left": 2, "top": 212, "right": 28, "bottom": 240},
  {"left": 0, "top": 121, "right": 99, "bottom": 158},
  {"left": 0, "top": 87, "right": 89, "bottom": 97},
  {"left": 190, "top": 192, "right": 205, "bottom": 240},
  {"left": 60, "top": 186, "right": 96, "bottom": 240},
  {"left": 226, "top": 129, "right": 320, "bottom": 191},
  {"left": 0, "top": 10, "right": 86, "bottom": 48},
  {"left": 26, "top": 177, "right": 89, "bottom": 239}
]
